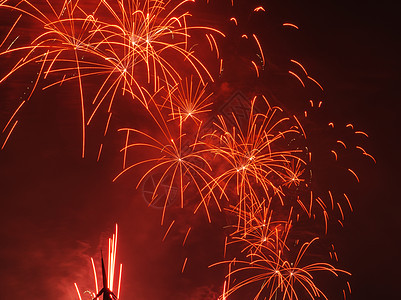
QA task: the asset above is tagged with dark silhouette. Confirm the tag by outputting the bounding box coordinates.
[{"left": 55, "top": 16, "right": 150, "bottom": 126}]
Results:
[{"left": 93, "top": 252, "right": 118, "bottom": 300}]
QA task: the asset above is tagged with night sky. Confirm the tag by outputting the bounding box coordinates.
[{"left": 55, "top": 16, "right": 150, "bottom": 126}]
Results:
[{"left": 0, "top": 0, "right": 400, "bottom": 299}]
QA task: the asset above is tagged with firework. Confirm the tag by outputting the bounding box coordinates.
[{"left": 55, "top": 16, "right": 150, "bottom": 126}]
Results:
[
  {"left": 0, "top": 1, "right": 373, "bottom": 299},
  {"left": 201, "top": 95, "right": 307, "bottom": 219},
  {"left": 161, "top": 76, "right": 214, "bottom": 125},
  {"left": 75, "top": 224, "right": 123, "bottom": 300},
  {"left": 0, "top": 0, "right": 224, "bottom": 156},
  {"left": 216, "top": 237, "right": 350, "bottom": 300},
  {"left": 226, "top": 202, "right": 292, "bottom": 257},
  {"left": 113, "top": 97, "right": 217, "bottom": 224}
]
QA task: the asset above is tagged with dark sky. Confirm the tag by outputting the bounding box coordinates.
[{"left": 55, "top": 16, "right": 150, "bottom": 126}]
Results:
[{"left": 0, "top": 0, "right": 400, "bottom": 299}]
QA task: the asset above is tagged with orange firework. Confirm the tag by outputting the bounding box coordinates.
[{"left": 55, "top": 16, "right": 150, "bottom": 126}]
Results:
[
  {"left": 160, "top": 76, "right": 213, "bottom": 125},
  {"left": 81, "top": 0, "right": 224, "bottom": 109},
  {"left": 282, "top": 159, "right": 306, "bottom": 189},
  {"left": 0, "top": 0, "right": 224, "bottom": 156},
  {"left": 0, "top": 2, "right": 373, "bottom": 299},
  {"left": 0, "top": 0, "right": 98, "bottom": 156},
  {"left": 226, "top": 201, "right": 292, "bottom": 256},
  {"left": 202, "top": 95, "right": 307, "bottom": 216},
  {"left": 113, "top": 97, "right": 218, "bottom": 223},
  {"left": 216, "top": 237, "right": 350, "bottom": 300}
]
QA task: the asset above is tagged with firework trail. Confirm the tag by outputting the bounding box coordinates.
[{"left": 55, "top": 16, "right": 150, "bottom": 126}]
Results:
[{"left": 75, "top": 224, "right": 123, "bottom": 300}]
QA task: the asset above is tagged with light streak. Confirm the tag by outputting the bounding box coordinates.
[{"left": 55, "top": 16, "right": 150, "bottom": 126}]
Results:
[
  {"left": 0, "top": 14, "right": 22, "bottom": 48},
  {"left": 251, "top": 60, "right": 259, "bottom": 77},
  {"left": 97, "top": 143, "right": 104, "bottom": 162},
  {"left": 337, "top": 202, "right": 345, "bottom": 220},
  {"left": 1, "top": 120, "right": 18, "bottom": 150},
  {"left": 337, "top": 140, "right": 347, "bottom": 148},
  {"left": 288, "top": 70, "right": 305, "bottom": 87},
  {"left": 74, "top": 283, "right": 83, "bottom": 300},
  {"left": 363, "top": 152, "right": 376, "bottom": 163},
  {"left": 2, "top": 101, "right": 24, "bottom": 133},
  {"left": 355, "top": 131, "right": 369, "bottom": 137},
  {"left": 163, "top": 220, "right": 176, "bottom": 241},
  {"left": 307, "top": 75, "right": 324, "bottom": 91},
  {"left": 343, "top": 193, "right": 353, "bottom": 212},
  {"left": 291, "top": 59, "right": 308, "bottom": 75},
  {"left": 117, "top": 264, "right": 123, "bottom": 299},
  {"left": 254, "top": 6, "right": 265, "bottom": 12},
  {"left": 75, "top": 224, "right": 122, "bottom": 300},
  {"left": 182, "top": 227, "right": 191, "bottom": 246},
  {"left": 283, "top": 23, "right": 299, "bottom": 29},
  {"left": 347, "top": 168, "right": 360, "bottom": 183},
  {"left": 331, "top": 150, "right": 338, "bottom": 160},
  {"left": 91, "top": 257, "right": 99, "bottom": 295},
  {"left": 182, "top": 257, "right": 188, "bottom": 273},
  {"left": 253, "top": 34, "right": 265, "bottom": 67}
]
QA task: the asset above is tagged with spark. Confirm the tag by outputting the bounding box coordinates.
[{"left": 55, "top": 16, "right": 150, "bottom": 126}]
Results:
[
  {"left": 253, "top": 34, "right": 265, "bottom": 67},
  {"left": 283, "top": 23, "right": 299, "bottom": 29},
  {"left": 288, "top": 71, "right": 305, "bottom": 87},
  {"left": 230, "top": 17, "right": 238, "bottom": 26},
  {"left": 307, "top": 76, "right": 324, "bottom": 91},
  {"left": 182, "top": 227, "right": 192, "bottom": 246},
  {"left": 347, "top": 168, "right": 360, "bottom": 183},
  {"left": 251, "top": 60, "right": 260, "bottom": 77},
  {"left": 182, "top": 257, "right": 188, "bottom": 273},
  {"left": 331, "top": 150, "right": 338, "bottom": 160},
  {"left": 355, "top": 131, "right": 369, "bottom": 137},
  {"left": 163, "top": 219, "right": 176, "bottom": 241},
  {"left": 337, "top": 140, "right": 347, "bottom": 149},
  {"left": 291, "top": 59, "right": 308, "bottom": 75},
  {"left": 1, "top": 120, "right": 18, "bottom": 150}
]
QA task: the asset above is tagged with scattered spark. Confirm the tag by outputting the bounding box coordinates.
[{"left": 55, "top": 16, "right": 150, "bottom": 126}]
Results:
[
  {"left": 288, "top": 71, "right": 305, "bottom": 87},
  {"left": 283, "top": 23, "right": 299, "bottom": 29}
]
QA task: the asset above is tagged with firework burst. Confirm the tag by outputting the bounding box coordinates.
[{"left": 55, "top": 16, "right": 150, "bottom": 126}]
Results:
[
  {"left": 0, "top": 0, "right": 224, "bottom": 156},
  {"left": 202, "top": 95, "right": 307, "bottom": 220},
  {"left": 217, "top": 237, "right": 350, "bottom": 300},
  {"left": 113, "top": 96, "right": 218, "bottom": 224}
]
